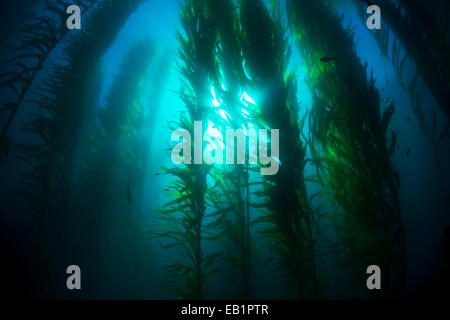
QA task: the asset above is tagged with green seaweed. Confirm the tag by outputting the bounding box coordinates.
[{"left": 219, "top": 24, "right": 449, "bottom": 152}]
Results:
[
  {"left": 151, "top": 0, "right": 222, "bottom": 299},
  {"left": 203, "top": 0, "right": 256, "bottom": 299},
  {"left": 237, "top": 0, "right": 318, "bottom": 298},
  {"left": 287, "top": 0, "right": 404, "bottom": 297},
  {"left": 152, "top": 0, "right": 318, "bottom": 299}
]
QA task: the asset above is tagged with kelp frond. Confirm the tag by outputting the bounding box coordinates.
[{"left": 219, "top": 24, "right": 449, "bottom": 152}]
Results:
[
  {"left": 153, "top": 0, "right": 221, "bottom": 299},
  {"left": 352, "top": 0, "right": 449, "bottom": 171},
  {"left": 0, "top": 0, "right": 96, "bottom": 163},
  {"left": 238, "top": 0, "right": 318, "bottom": 299},
  {"left": 368, "top": 0, "right": 450, "bottom": 140},
  {"left": 288, "top": 0, "right": 404, "bottom": 297},
  {"left": 18, "top": 0, "right": 146, "bottom": 298}
]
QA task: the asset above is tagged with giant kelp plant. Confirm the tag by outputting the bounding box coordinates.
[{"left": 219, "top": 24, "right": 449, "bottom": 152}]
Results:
[
  {"left": 237, "top": 0, "right": 317, "bottom": 298},
  {"left": 202, "top": 0, "right": 255, "bottom": 299},
  {"left": 352, "top": 0, "right": 449, "bottom": 170},
  {"left": 15, "top": 0, "right": 146, "bottom": 298},
  {"left": 151, "top": 0, "right": 222, "bottom": 299},
  {"left": 364, "top": 0, "right": 450, "bottom": 143},
  {"left": 70, "top": 39, "right": 155, "bottom": 298},
  {"left": 287, "top": 0, "right": 404, "bottom": 297},
  {"left": 0, "top": 0, "right": 96, "bottom": 164},
  {"left": 153, "top": 0, "right": 318, "bottom": 299}
]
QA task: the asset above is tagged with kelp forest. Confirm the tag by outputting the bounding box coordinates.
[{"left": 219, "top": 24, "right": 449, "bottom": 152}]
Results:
[{"left": 0, "top": 0, "right": 449, "bottom": 300}]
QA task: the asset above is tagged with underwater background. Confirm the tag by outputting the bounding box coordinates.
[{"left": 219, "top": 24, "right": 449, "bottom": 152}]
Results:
[{"left": 0, "top": 0, "right": 449, "bottom": 300}]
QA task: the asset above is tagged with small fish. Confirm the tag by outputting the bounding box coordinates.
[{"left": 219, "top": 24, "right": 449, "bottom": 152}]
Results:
[
  {"left": 405, "top": 117, "right": 411, "bottom": 122},
  {"left": 406, "top": 148, "right": 411, "bottom": 157},
  {"left": 164, "top": 188, "right": 169, "bottom": 192},
  {"left": 127, "top": 182, "right": 132, "bottom": 205},
  {"left": 320, "top": 56, "right": 337, "bottom": 63}
]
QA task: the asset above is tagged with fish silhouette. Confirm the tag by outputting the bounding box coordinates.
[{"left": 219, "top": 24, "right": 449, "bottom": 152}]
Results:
[
  {"left": 320, "top": 56, "right": 337, "bottom": 63},
  {"left": 406, "top": 148, "right": 411, "bottom": 157}
]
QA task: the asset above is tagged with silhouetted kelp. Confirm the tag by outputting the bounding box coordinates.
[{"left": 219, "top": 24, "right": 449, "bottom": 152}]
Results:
[
  {"left": 287, "top": 0, "right": 404, "bottom": 297},
  {"left": 366, "top": 0, "right": 450, "bottom": 142},
  {"left": 0, "top": 0, "right": 96, "bottom": 164},
  {"left": 353, "top": 0, "right": 450, "bottom": 171},
  {"left": 16, "top": 0, "right": 146, "bottom": 298},
  {"left": 72, "top": 39, "right": 155, "bottom": 298}
]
